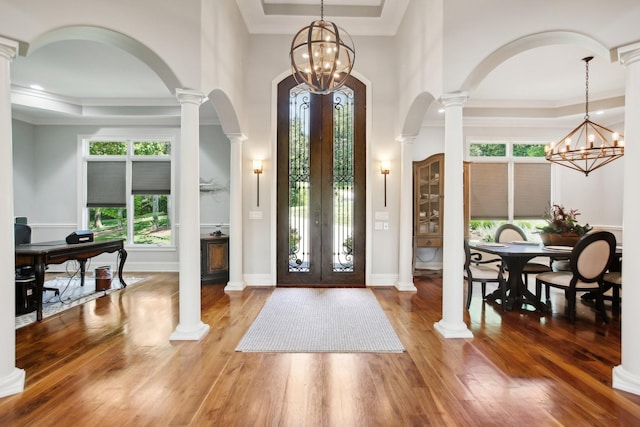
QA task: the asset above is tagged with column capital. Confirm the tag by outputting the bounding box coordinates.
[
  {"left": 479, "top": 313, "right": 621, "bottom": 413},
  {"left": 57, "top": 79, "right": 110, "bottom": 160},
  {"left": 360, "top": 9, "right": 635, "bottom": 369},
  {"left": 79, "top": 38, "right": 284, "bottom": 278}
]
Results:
[
  {"left": 226, "top": 133, "right": 247, "bottom": 144},
  {"left": 0, "top": 37, "right": 19, "bottom": 61},
  {"left": 175, "top": 89, "right": 205, "bottom": 106},
  {"left": 395, "top": 135, "right": 417, "bottom": 145},
  {"left": 439, "top": 92, "right": 468, "bottom": 108},
  {"left": 617, "top": 42, "right": 640, "bottom": 66}
]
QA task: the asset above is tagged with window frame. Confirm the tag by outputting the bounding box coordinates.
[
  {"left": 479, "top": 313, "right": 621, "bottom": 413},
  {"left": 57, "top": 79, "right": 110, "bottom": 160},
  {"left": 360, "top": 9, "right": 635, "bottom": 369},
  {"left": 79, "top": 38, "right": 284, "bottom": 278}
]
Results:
[
  {"left": 81, "top": 137, "right": 175, "bottom": 247},
  {"left": 466, "top": 139, "right": 552, "bottom": 222}
]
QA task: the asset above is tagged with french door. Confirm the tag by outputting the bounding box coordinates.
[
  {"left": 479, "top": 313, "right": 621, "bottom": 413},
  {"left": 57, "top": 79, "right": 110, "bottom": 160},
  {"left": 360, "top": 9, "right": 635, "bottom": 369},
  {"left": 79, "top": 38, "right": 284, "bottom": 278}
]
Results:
[{"left": 276, "top": 75, "right": 366, "bottom": 285}]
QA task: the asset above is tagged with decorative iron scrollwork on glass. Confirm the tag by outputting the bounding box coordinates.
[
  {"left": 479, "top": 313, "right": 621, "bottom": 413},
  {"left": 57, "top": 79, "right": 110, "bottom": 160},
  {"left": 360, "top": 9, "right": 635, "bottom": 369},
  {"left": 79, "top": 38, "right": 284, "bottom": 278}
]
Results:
[{"left": 288, "top": 85, "right": 311, "bottom": 272}]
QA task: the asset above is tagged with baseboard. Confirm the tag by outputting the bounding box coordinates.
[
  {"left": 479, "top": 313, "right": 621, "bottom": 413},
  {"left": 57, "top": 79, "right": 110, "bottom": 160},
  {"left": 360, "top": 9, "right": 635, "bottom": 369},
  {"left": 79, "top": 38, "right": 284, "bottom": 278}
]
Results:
[
  {"left": 613, "top": 365, "right": 640, "bottom": 396},
  {"left": 369, "top": 274, "right": 399, "bottom": 286},
  {"left": 243, "top": 274, "right": 275, "bottom": 287}
]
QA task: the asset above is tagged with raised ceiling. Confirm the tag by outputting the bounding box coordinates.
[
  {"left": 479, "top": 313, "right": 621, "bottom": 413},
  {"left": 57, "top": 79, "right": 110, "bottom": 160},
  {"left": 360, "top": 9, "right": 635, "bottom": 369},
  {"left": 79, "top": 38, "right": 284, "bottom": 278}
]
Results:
[{"left": 9, "top": 0, "right": 627, "bottom": 127}]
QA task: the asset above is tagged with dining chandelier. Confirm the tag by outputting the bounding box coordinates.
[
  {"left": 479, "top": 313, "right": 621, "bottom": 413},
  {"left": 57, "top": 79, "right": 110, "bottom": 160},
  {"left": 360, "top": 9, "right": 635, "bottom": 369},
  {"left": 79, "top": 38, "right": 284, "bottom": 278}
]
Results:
[
  {"left": 289, "top": 0, "right": 355, "bottom": 94},
  {"left": 545, "top": 56, "right": 624, "bottom": 176}
]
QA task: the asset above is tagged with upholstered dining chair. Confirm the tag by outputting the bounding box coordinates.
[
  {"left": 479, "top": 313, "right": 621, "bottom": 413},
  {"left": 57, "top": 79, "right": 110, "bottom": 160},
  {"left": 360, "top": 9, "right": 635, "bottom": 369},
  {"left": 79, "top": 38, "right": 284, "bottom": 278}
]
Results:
[
  {"left": 535, "top": 231, "right": 616, "bottom": 323},
  {"left": 603, "top": 271, "right": 622, "bottom": 315},
  {"left": 464, "top": 239, "right": 507, "bottom": 310},
  {"left": 494, "top": 224, "right": 551, "bottom": 286}
]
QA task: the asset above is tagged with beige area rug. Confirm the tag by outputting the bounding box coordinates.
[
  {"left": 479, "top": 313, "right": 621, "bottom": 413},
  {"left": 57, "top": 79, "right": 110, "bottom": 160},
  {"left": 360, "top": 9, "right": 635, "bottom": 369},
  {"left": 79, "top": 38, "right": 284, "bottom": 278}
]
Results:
[
  {"left": 236, "top": 288, "right": 405, "bottom": 353},
  {"left": 15, "top": 276, "right": 144, "bottom": 329}
]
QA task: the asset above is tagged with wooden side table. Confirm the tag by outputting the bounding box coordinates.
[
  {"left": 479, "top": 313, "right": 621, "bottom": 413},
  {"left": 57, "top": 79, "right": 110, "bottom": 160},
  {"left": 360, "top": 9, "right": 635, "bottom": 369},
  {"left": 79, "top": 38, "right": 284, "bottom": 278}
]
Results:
[{"left": 200, "top": 234, "right": 229, "bottom": 284}]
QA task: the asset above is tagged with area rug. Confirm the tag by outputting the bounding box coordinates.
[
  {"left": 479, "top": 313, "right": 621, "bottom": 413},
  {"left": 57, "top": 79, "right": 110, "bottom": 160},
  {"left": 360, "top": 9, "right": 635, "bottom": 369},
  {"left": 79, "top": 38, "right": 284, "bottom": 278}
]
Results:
[
  {"left": 15, "top": 275, "right": 144, "bottom": 329},
  {"left": 235, "top": 288, "right": 405, "bottom": 353}
]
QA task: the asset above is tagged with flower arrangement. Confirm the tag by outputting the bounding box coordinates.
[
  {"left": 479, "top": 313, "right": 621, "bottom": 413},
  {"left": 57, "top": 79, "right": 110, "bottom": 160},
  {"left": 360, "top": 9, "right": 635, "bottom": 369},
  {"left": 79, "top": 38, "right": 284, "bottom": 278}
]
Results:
[{"left": 538, "top": 204, "right": 592, "bottom": 236}]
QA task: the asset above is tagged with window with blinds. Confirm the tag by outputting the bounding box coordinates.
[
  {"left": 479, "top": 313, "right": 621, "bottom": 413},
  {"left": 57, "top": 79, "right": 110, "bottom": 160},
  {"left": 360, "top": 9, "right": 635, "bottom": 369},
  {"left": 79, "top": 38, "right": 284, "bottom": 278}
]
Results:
[
  {"left": 514, "top": 163, "right": 550, "bottom": 218},
  {"left": 84, "top": 138, "right": 173, "bottom": 246},
  {"left": 468, "top": 141, "right": 551, "bottom": 222},
  {"left": 470, "top": 163, "right": 508, "bottom": 219}
]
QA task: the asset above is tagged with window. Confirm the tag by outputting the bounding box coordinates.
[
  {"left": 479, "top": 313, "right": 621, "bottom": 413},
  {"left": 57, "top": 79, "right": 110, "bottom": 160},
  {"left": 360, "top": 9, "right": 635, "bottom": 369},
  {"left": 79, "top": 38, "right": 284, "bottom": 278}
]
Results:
[
  {"left": 84, "top": 139, "right": 173, "bottom": 246},
  {"left": 467, "top": 141, "right": 550, "bottom": 240}
]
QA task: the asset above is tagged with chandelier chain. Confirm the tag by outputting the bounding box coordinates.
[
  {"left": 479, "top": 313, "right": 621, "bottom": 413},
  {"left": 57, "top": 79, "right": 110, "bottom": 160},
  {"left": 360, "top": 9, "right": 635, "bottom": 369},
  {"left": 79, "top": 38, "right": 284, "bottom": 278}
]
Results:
[
  {"left": 321, "top": 0, "right": 324, "bottom": 21},
  {"left": 584, "top": 57, "right": 590, "bottom": 120}
]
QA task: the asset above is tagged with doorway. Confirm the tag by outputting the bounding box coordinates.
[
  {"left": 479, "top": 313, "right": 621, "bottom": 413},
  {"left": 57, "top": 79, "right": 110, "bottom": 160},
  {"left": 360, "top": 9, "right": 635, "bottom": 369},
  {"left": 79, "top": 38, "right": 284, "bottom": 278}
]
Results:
[{"left": 276, "top": 75, "right": 366, "bottom": 285}]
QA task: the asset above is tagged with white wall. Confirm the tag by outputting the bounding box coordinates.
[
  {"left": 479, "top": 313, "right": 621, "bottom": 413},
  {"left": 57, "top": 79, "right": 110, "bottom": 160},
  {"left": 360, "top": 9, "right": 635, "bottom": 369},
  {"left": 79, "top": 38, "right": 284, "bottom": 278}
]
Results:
[
  {"left": 1, "top": 0, "right": 202, "bottom": 90},
  {"left": 12, "top": 120, "right": 35, "bottom": 219},
  {"left": 243, "top": 33, "right": 401, "bottom": 280}
]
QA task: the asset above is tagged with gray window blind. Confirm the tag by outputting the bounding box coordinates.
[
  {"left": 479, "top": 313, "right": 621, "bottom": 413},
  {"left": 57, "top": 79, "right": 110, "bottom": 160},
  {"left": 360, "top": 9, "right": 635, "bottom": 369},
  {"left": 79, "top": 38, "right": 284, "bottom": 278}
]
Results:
[
  {"left": 470, "top": 163, "right": 508, "bottom": 219},
  {"left": 514, "top": 163, "right": 550, "bottom": 218},
  {"left": 87, "top": 161, "right": 126, "bottom": 207},
  {"left": 132, "top": 161, "right": 171, "bottom": 194}
]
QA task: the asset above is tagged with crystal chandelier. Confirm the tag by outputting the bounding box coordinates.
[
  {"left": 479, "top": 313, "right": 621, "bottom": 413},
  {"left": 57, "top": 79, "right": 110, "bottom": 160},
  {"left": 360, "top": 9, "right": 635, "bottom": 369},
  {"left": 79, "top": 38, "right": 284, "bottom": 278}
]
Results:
[
  {"left": 545, "top": 56, "right": 624, "bottom": 176},
  {"left": 289, "top": 0, "right": 355, "bottom": 94}
]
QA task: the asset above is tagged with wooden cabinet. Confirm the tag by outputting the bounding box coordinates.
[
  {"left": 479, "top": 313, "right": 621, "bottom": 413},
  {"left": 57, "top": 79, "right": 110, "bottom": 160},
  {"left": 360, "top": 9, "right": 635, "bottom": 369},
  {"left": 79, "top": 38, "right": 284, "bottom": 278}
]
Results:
[
  {"left": 201, "top": 235, "right": 229, "bottom": 284},
  {"left": 413, "top": 154, "right": 469, "bottom": 274}
]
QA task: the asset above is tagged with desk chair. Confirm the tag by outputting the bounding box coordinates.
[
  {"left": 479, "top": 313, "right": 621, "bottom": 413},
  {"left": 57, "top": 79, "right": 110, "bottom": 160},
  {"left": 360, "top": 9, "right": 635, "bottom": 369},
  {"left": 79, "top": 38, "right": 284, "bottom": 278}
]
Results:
[
  {"left": 495, "top": 224, "right": 551, "bottom": 287},
  {"left": 535, "top": 231, "right": 615, "bottom": 323},
  {"left": 464, "top": 240, "right": 507, "bottom": 310},
  {"left": 14, "top": 223, "right": 58, "bottom": 296}
]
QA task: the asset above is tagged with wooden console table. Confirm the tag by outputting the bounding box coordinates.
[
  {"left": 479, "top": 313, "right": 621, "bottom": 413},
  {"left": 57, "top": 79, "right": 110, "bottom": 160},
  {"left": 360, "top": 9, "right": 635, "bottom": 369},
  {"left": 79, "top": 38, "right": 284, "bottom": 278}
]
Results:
[
  {"left": 201, "top": 235, "right": 229, "bottom": 284},
  {"left": 15, "top": 239, "right": 127, "bottom": 321}
]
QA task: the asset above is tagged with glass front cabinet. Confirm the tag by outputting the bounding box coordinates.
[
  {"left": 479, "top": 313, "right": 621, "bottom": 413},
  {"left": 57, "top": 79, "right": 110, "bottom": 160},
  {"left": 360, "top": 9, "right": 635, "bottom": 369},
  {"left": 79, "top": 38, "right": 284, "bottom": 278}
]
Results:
[{"left": 413, "top": 153, "right": 469, "bottom": 274}]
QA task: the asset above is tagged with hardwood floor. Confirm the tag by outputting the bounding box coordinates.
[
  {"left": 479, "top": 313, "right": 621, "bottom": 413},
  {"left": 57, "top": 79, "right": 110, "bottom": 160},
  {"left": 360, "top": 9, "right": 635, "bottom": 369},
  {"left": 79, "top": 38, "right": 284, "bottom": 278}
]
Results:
[{"left": 2, "top": 273, "right": 640, "bottom": 426}]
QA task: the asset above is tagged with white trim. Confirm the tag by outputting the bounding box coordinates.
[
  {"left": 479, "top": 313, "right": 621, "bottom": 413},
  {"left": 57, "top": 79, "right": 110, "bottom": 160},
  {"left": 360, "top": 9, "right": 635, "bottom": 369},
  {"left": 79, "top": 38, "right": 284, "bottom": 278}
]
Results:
[
  {"left": 243, "top": 274, "right": 274, "bottom": 287},
  {"left": 0, "top": 368, "right": 25, "bottom": 399},
  {"left": 613, "top": 366, "right": 640, "bottom": 396}
]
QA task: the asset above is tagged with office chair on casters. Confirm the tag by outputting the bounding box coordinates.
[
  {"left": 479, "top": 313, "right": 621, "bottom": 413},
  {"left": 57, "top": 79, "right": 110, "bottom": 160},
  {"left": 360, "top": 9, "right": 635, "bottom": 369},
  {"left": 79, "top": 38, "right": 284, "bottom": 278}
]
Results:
[{"left": 14, "top": 223, "right": 59, "bottom": 296}]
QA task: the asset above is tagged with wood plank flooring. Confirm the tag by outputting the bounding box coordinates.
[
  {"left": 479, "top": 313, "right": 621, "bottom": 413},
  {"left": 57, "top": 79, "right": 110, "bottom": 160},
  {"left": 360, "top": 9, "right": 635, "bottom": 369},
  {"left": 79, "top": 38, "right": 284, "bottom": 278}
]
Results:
[{"left": 2, "top": 273, "right": 640, "bottom": 426}]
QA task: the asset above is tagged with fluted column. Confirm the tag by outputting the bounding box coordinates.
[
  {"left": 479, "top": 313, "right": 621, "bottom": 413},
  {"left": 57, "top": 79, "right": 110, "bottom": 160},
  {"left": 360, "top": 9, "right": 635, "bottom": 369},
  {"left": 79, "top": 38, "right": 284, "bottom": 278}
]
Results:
[
  {"left": 613, "top": 43, "right": 640, "bottom": 396},
  {"left": 0, "top": 36, "right": 25, "bottom": 398},
  {"left": 396, "top": 135, "right": 417, "bottom": 291},
  {"left": 225, "top": 134, "right": 246, "bottom": 291},
  {"left": 434, "top": 92, "right": 473, "bottom": 339},
  {"left": 170, "top": 89, "right": 210, "bottom": 341}
]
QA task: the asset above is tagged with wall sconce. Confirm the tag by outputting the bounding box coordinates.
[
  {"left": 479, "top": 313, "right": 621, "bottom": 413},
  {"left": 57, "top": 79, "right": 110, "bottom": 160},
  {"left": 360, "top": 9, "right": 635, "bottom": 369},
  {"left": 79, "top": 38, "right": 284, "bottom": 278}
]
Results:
[
  {"left": 380, "top": 160, "right": 390, "bottom": 207},
  {"left": 253, "top": 159, "right": 263, "bottom": 207}
]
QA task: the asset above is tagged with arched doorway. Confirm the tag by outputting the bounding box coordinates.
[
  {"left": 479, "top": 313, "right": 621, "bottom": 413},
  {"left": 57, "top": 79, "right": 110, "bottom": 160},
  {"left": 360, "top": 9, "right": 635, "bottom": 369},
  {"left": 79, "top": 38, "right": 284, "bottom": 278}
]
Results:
[{"left": 276, "top": 75, "right": 366, "bottom": 286}]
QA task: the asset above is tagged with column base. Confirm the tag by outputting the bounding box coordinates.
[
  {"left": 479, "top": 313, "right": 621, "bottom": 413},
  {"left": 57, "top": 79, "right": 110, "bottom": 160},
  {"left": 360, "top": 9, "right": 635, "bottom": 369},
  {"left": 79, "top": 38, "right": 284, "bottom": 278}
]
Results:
[
  {"left": 0, "top": 368, "right": 25, "bottom": 398},
  {"left": 613, "top": 365, "right": 640, "bottom": 396},
  {"left": 225, "top": 281, "right": 246, "bottom": 292},
  {"left": 395, "top": 280, "right": 417, "bottom": 292},
  {"left": 169, "top": 322, "right": 210, "bottom": 341},
  {"left": 434, "top": 319, "right": 473, "bottom": 339}
]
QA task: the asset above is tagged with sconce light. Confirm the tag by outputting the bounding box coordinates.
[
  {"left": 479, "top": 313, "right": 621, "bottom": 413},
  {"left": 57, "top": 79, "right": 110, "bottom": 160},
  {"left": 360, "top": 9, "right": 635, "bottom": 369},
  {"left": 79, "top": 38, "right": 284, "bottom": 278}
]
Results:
[
  {"left": 380, "top": 160, "right": 390, "bottom": 207},
  {"left": 253, "top": 159, "right": 263, "bottom": 207}
]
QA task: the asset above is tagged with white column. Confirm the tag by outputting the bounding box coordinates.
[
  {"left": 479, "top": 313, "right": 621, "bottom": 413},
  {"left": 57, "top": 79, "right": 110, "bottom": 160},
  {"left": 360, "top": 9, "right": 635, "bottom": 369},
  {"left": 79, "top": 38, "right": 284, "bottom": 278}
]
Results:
[
  {"left": 224, "top": 134, "right": 246, "bottom": 291},
  {"left": 170, "top": 89, "right": 210, "bottom": 341},
  {"left": 396, "top": 135, "right": 417, "bottom": 291},
  {"left": 613, "top": 43, "right": 640, "bottom": 395},
  {"left": 434, "top": 92, "right": 473, "bottom": 339},
  {"left": 0, "top": 37, "right": 25, "bottom": 398}
]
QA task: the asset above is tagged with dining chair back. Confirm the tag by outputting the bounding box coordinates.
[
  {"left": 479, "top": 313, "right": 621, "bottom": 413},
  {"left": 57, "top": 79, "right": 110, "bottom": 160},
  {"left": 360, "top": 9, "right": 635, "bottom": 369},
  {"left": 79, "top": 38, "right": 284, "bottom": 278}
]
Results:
[
  {"left": 464, "top": 239, "right": 506, "bottom": 310},
  {"left": 495, "top": 223, "right": 551, "bottom": 286},
  {"left": 535, "top": 231, "right": 616, "bottom": 323},
  {"left": 495, "top": 224, "right": 526, "bottom": 243}
]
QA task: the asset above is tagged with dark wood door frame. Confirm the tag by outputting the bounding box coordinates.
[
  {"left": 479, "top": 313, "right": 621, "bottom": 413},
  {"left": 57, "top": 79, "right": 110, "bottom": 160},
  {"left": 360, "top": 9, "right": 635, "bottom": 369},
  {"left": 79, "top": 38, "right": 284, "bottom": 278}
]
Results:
[{"left": 276, "top": 75, "right": 366, "bottom": 286}]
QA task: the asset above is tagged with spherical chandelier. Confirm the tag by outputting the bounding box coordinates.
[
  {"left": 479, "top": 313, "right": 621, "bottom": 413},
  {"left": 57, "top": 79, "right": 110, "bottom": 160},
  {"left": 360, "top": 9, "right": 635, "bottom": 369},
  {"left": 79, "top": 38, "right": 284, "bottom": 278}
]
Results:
[{"left": 289, "top": 0, "right": 355, "bottom": 94}]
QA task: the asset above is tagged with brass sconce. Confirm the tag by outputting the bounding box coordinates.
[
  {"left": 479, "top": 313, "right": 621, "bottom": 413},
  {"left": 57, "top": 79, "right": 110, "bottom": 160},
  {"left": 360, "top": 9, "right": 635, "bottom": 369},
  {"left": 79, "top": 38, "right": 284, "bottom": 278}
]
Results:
[
  {"left": 380, "top": 160, "right": 390, "bottom": 207},
  {"left": 253, "top": 160, "right": 263, "bottom": 207}
]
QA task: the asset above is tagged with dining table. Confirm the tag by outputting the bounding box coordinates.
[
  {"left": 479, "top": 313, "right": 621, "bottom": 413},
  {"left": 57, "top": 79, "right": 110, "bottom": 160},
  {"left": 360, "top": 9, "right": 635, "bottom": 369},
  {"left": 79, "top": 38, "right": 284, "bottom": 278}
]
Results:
[{"left": 468, "top": 241, "right": 572, "bottom": 311}]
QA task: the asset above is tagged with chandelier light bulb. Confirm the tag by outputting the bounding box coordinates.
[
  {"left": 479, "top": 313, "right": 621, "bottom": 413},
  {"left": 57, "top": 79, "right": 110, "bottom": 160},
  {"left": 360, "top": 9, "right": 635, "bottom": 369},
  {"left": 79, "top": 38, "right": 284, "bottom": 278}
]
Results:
[{"left": 289, "top": 0, "right": 356, "bottom": 94}]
